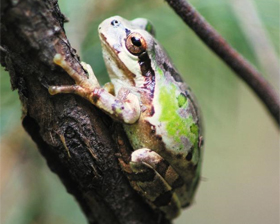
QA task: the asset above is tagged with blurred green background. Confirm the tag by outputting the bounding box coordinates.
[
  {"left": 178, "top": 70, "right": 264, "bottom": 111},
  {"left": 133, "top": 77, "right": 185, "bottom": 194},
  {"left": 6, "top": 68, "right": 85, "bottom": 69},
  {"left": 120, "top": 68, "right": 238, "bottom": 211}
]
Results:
[{"left": 1, "top": 0, "right": 279, "bottom": 223}]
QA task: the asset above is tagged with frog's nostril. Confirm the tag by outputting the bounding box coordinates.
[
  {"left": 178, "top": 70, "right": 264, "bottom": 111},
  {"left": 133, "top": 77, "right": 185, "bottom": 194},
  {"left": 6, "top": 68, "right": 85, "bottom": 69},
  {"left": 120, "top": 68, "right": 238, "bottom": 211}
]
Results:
[{"left": 111, "top": 19, "right": 119, "bottom": 27}]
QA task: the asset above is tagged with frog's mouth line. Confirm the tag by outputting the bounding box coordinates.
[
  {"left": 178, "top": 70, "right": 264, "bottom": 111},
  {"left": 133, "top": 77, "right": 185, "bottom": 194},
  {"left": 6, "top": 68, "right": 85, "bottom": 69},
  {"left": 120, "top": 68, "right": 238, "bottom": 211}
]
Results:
[
  {"left": 99, "top": 33, "right": 121, "bottom": 58},
  {"left": 99, "top": 33, "right": 136, "bottom": 85}
]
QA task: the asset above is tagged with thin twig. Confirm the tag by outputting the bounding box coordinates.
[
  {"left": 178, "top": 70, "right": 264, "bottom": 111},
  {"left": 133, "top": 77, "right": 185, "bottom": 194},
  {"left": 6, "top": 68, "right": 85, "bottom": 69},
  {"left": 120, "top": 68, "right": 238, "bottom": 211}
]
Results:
[{"left": 166, "top": 0, "right": 280, "bottom": 127}]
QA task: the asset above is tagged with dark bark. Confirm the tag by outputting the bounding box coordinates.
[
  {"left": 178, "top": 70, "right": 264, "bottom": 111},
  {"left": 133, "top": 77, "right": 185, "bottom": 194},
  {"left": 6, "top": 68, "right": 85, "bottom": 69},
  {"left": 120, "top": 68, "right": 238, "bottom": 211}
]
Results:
[
  {"left": 0, "top": 0, "right": 170, "bottom": 223},
  {"left": 166, "top": 0, "right": 280, "bottom": 127}
]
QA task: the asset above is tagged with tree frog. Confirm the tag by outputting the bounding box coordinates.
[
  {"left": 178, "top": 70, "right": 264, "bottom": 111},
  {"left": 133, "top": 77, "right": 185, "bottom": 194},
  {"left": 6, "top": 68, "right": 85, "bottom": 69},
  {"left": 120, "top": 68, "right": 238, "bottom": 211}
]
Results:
[{"left": 49, "top": 16, "right": 203, "bottom": 220}]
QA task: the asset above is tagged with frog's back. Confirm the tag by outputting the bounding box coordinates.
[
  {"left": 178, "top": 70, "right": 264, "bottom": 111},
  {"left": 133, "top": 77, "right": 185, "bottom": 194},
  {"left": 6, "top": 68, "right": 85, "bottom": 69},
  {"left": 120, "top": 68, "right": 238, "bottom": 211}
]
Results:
[
  {"left": 123, "top": 36, "right": 203, "bottom": 206},
  {"left": 142, "top": 40, "right": 202, "bottom": 156}
]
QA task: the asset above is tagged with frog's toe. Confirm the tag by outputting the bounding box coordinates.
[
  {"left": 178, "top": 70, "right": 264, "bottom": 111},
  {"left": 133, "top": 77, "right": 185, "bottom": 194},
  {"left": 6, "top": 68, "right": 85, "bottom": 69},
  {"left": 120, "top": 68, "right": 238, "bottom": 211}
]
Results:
[
  {"left": 48, "top": 86, "right": 59, "bottom": 95},
  {"left": 48, "top": 85, "right": 82, "bottom": 95},
  {"left": 53, "top": 54, "right": 86, "bottom": 85}
]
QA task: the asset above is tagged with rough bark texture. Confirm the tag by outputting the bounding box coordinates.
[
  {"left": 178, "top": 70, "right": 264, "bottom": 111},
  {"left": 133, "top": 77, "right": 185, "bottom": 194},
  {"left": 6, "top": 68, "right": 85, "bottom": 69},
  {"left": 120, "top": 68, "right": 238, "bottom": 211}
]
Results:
[{"left": 0, "top": 0, "right": 171, "bottom": 223}]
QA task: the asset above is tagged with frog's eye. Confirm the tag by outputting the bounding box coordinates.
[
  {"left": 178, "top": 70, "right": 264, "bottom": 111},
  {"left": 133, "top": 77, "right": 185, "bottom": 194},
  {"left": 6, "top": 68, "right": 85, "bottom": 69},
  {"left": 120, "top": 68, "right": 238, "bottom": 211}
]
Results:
[{"left": 125, "top": 32, "right": 147, "bottom": 55}]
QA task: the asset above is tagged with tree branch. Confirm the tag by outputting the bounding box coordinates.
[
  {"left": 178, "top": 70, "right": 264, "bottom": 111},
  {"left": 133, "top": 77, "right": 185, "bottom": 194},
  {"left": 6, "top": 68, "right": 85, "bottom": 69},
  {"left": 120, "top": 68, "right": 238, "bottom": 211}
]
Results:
[
  {"left": 0, "top": 0, "right": 170, "bottom": 223},
  {"left": 166, "top": 0, "right": 280, "bottom": 127}
]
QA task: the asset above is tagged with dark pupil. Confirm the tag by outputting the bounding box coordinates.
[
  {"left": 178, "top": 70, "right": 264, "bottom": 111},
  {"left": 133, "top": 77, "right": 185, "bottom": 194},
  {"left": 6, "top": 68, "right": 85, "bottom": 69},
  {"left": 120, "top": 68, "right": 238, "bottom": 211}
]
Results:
[
  {"left": 131, "top": 37, "right": 142, "bottom": 47},
  {"left": 111, "top": 20, "right": 119, "bottom": 26}
]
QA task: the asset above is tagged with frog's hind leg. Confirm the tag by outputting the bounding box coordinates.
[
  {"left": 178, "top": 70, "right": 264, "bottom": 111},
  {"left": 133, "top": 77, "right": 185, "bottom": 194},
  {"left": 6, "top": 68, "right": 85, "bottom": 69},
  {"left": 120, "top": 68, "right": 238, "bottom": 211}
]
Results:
[{"left": 128, "top": 148, "right": 181, "bottom": 220}]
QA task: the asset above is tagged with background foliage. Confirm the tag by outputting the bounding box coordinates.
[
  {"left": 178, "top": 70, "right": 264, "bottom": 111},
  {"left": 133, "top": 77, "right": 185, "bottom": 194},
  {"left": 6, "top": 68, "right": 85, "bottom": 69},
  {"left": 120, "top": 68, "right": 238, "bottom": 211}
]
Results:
[{"left": 1, "top": 0, "right": 279, "bottom": 223}]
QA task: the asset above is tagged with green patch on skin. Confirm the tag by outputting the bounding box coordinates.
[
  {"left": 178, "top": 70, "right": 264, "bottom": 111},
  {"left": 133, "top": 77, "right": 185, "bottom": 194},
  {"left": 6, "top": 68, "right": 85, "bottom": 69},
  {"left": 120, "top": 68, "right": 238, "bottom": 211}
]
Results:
[
  {"left": 189, "top": 123, "right": 199, "bottom": 147},
  {"left": 145, "top": 22, "right": 155, "bottom": 36},
  {"left": 177, "top": 93, "right": 187, "bottom": 108},
  {"left": 157, "top": 68, "right": 198, "bottom": 151}
]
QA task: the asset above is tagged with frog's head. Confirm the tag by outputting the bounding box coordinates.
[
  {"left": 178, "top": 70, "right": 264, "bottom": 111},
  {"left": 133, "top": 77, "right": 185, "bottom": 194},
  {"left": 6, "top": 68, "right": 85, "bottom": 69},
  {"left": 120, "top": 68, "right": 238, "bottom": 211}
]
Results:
[{"left": 98, "top": 16, "right": 156, "bottom": 87}]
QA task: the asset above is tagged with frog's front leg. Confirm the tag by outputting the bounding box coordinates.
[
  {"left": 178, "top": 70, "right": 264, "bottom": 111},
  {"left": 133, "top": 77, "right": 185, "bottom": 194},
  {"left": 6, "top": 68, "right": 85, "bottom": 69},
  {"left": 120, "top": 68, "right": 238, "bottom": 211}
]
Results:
[
  {"left": 49, "top": 54, "right": 140, "bottom": 124},
  {"left": 127, "top": 148, "right": 181, "bottom": 220}
]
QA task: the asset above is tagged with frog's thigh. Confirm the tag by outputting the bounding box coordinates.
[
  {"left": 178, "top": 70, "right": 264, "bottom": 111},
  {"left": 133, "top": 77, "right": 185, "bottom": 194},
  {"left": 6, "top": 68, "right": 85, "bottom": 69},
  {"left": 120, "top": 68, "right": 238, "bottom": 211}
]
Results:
[{"left": 129, "top": 148, "right": 181, "bottom": 220}]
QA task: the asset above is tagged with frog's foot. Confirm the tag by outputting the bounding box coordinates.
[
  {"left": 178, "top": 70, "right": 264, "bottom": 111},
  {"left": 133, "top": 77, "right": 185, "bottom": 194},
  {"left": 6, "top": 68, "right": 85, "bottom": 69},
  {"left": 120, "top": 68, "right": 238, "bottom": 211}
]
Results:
[
  {"left": 49, "top": 54, "right": 100, "bottom": 98},
  {"left": 128, "top": 148, "right": 181, "bottom": 220},
  {"left": 49, "top": 54, "right": 140, "bottom": 124}
]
